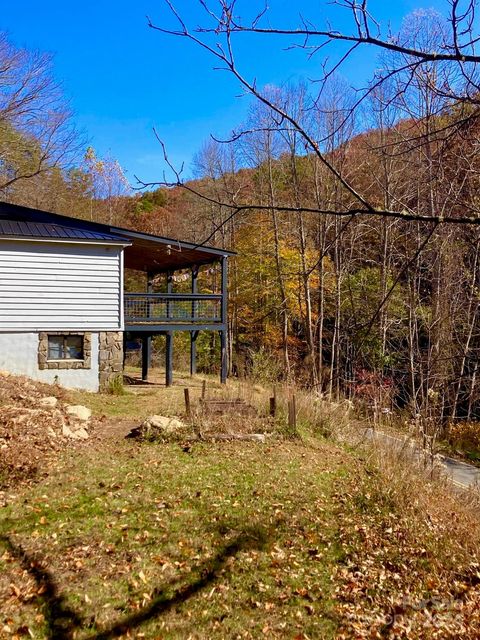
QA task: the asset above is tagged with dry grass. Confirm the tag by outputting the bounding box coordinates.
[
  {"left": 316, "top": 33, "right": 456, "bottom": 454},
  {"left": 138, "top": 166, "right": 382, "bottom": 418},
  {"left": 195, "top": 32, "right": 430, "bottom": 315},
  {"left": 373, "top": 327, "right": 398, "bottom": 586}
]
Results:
[
  {"left": 331, "top": 439, "right": 480, "bottom": 638},
  {"left": 444, "top": 421, "right": 480, "bottom": 464},
  {"left": 193, "top": 379, "right": 354, "bottom": 441}
]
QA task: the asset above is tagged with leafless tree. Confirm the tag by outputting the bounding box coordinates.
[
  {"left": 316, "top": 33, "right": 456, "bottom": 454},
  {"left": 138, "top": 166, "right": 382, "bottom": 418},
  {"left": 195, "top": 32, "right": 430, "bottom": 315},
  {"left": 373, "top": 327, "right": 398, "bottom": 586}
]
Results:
[
  {"left": 0, "top": 32, "right": 80, "bottom": 193},
  {"left": 83, "top": 147, "right": 132, "bottom": 224}
]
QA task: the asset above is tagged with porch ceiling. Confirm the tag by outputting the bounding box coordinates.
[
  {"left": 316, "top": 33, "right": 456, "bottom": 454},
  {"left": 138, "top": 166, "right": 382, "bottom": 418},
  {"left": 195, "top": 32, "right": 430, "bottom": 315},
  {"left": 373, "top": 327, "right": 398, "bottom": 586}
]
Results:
[{"left": 123, "top": 234, "right": 231, "bottom": 273}]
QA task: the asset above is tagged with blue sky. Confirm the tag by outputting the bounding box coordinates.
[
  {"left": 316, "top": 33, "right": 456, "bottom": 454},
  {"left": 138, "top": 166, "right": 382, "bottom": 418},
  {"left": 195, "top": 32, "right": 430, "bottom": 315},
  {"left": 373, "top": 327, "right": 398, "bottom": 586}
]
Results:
[{"left": 2, "top": 0, "right": 446, "bottom": 186}]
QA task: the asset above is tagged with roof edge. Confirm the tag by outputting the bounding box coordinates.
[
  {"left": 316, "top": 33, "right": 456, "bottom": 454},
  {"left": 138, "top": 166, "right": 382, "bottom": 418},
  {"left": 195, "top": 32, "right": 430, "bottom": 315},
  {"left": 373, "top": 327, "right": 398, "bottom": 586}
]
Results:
[
  {"left": 0, "top": 201, "right": 236, "bottom": 257},
  {"left": 0, "top": 235, "right": 131, "bottom": 247}
]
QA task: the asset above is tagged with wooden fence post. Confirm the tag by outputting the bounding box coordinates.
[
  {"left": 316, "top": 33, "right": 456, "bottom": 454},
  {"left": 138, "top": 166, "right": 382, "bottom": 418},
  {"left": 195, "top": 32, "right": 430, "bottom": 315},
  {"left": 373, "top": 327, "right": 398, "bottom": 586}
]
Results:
[
  {"left": 288, "top": 395, "right": 297, "bottom": 432},
  {"left": 269, "top": 396, "right": 276, "bottom": 417},
  {"left": 184, "top": 388, "right": 191, "bottom": 417}
]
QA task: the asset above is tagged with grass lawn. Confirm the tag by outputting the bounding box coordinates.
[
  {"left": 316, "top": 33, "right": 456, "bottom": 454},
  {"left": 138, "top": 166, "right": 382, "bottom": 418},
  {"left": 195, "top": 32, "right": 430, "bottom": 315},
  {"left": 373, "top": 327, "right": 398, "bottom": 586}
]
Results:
[
  {"left": 2, "top": 374, "right": 480, "bottom": 639},
  {"left": 0, "top": 436, "right": 349, "bottom": 639}
]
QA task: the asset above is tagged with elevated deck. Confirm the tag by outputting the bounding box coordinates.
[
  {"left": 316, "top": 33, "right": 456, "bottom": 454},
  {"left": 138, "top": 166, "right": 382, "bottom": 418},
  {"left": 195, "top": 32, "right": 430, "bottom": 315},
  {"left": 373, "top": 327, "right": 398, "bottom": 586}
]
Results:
[{"left": 124, "top": 293, "right": 225, "bottom": 333}]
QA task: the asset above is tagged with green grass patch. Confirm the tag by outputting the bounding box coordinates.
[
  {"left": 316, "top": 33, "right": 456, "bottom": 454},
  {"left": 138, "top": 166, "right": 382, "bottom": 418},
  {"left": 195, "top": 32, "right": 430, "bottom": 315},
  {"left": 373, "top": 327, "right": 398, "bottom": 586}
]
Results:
[{"left": 0, "top": 439, "right": 347, "bottom": 639}]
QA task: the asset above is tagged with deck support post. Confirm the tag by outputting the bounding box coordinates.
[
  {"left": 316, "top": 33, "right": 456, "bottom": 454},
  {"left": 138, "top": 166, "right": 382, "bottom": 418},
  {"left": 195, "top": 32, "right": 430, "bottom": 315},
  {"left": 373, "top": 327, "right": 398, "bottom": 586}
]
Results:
[
  {"left": 141, "top": 273, "right": 154, "bottom": 381},
  {"left": 166, "top": 271, "right": 174, "bottom": 387},
  {"left": 142, "top": 336, "right": 151, "bottom": 382},
  {"left": 166, "top": 332, "right": 173, "bottom": 387},
  {"left": 190, "top": 330, "right": 199, "bottom": 376},
  {"left": 220, "top": 256, "right": 228, "bottom": 384},
  {"left": 220, "top": 329, "right": 227, "bottom": 384},
  {"left": 190, "top": 266, "right": 199, "bottom": 376}
]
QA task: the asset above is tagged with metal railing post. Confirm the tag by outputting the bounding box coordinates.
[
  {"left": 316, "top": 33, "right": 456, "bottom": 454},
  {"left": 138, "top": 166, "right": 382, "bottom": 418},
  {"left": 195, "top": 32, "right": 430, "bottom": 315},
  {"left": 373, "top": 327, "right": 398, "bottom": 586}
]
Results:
[{"left": 191, "top": 266, "right": 199, "bottom": 376}]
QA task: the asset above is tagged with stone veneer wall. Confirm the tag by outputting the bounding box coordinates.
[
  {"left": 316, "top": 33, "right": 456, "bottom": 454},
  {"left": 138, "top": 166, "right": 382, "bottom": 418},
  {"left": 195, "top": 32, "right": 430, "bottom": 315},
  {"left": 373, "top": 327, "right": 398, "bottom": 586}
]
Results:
[{"left": 98, "top": 331, "right": 124, "bottom": 391}]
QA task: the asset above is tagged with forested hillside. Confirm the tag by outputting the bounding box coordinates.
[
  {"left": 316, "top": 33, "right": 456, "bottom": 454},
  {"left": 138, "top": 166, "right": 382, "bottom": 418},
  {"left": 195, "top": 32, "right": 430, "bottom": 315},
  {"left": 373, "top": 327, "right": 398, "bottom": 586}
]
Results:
[
  {"left": 141, "top": 98, "right": 480, "bottom": 427},
  {"left": 3, "top": 5, "right": 480, "bottom": 429}
]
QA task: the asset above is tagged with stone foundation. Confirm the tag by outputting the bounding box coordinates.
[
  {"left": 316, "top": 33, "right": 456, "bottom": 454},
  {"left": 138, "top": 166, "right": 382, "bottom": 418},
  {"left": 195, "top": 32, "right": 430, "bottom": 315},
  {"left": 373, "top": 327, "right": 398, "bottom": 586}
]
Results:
[{"left": 98, "top": 331, "right": 124, "bottom": 391}]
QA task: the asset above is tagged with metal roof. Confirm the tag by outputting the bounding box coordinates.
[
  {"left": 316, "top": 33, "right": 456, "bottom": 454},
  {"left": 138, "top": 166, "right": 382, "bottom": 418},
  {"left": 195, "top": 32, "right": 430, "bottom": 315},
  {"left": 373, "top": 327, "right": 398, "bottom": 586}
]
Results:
[
  {"left": 0, "top": 201, "right": 234, "bottom": 272},
  {"left": 0, "top": 218, "right": 127, "bottom": 243}
]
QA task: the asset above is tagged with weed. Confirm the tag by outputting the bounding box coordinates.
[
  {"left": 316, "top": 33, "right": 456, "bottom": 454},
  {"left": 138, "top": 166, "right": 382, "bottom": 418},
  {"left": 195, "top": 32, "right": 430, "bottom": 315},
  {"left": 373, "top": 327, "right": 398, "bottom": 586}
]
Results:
[
  {"left": 108, "top": 374, "right": 126, "bottom": 396},
  {"left": 248, "top": 347, "right": 283, "bottom": 384}
]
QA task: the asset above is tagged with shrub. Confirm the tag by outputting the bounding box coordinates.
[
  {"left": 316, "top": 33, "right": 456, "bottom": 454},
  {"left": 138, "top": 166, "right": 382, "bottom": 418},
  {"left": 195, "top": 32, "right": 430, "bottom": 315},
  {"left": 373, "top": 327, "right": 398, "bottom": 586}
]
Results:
[
  {"left": 248, "top": 347, "right": 283, "bottom": 384},
  {"left": 108, "top": 374, "right": 126, "bottom": 396},
  {"left": 448, "top": 421, "right": 480, "bottom": 452}
]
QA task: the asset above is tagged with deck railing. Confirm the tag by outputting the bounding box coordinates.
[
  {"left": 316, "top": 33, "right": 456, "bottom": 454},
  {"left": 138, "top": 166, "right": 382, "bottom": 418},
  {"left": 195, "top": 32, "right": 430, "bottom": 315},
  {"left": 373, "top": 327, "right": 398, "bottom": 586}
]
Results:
[{"left": 124, "top": 293, "right": 222, "bottom": 325}]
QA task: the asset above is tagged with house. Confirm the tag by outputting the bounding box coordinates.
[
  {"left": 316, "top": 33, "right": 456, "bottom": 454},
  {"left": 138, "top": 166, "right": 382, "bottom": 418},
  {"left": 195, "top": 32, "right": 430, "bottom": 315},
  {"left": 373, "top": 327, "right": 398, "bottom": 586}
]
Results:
[{"left": 0, "top": 201, "right": 233, "bottom": 392}]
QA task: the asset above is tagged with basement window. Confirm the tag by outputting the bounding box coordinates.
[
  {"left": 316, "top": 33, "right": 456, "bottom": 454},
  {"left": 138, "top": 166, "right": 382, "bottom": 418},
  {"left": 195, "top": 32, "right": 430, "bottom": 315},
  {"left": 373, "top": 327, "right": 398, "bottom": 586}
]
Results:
[
  {"left": 48, "top": 335, "right": 84, "bottom": 361},
  {"left": 39, "top": 332, "right": 91, "bottom": 370}
]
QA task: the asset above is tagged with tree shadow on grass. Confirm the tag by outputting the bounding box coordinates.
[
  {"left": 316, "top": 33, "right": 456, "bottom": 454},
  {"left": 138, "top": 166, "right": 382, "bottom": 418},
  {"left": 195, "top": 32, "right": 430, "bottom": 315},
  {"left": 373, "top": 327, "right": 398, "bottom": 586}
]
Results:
[
  {"left": 0, "top": 534, "right": 83, "bottom": 639},
  {"left": 1, "top": 525, "right": 270, "bottom": 639}
]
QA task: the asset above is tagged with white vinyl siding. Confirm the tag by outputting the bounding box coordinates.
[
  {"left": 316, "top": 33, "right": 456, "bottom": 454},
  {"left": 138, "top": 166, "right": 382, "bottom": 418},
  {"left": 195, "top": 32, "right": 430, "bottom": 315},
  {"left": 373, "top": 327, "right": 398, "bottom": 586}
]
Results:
[{"left": 0, "top": 240, "right": 124, "bottom": 331}]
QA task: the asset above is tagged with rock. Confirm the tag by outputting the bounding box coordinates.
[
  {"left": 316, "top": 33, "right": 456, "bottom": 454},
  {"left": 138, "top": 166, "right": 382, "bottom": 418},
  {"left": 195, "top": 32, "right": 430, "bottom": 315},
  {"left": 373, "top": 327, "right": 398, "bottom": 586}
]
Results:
[
  {"left": 62, "top": 424, "right": 76, "bottom": 439},
  {"left": 65, "top": 405, "right": 92, "bottom": 422},
  {"left": 129, "top": 415, "right": 185, "bottom": 440},
  {"left": 73, "top": 427, "right": 89, "bottom": 440},
  {"left": 209, "top": 433, "right": 268, "bottom": 443},
  {"left": 249, "top": 433, "right": 267, "bottom": 443},
  {"left": 70, "top": 421, "right": 89, "bottom": 433},
  {"left": 62, "top": 423, "right": 89, "bottom": 440},
  {"left": 39, "top": 396, "right": 58, "bottom": 408},
  {"left": 147, "top": 415, "right": 184, "bottom": 432}
]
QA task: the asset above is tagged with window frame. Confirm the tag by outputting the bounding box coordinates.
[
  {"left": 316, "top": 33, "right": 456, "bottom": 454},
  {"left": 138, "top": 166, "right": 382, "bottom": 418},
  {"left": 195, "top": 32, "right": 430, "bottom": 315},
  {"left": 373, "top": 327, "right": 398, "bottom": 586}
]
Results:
[
  {"left": 38, "top": 332, "right": 92, "bottom": 370},
  {"left": 47, "top": 334, "right": 84, "bottom": 362}
]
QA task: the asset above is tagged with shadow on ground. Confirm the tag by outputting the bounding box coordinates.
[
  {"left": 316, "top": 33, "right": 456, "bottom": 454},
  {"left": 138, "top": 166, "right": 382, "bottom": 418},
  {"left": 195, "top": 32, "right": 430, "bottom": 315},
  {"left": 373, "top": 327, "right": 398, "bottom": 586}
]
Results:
[{"left": 1, "top": 525, "right": 269, "bottom": 639}]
